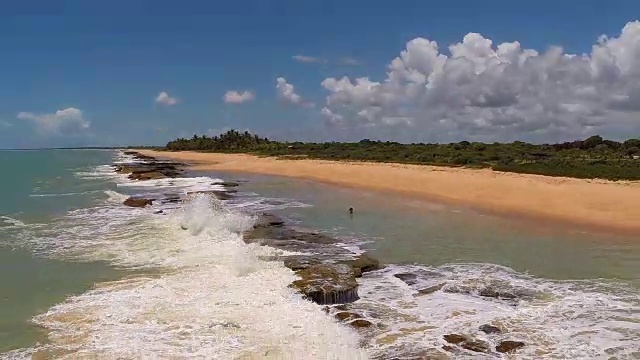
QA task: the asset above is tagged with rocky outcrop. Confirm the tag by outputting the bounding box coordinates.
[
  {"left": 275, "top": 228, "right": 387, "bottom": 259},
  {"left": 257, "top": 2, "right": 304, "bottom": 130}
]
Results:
[
  {"left": 349, "top": 319, "right": 373, "bottom": 328},
  {"left": 253, "top": 213, "right": 285, "bottom": 228},
  {"left": 443, "top": 334, "right": 490, "bottom": 353},
  {"left": 123, "top": 197, "right": 153, "bottom": 207},
  {"left": 496, "top": 340, "right": 525, "bottom": 353},
  {"left": 114, "top": 151, "right": 186, "bottom": 181},
  {"left": 340, "top": 253, "right": 382, "bottom": 277},
  {"left": 290, "top": 263, "right": 359, "bottom": 305},
  {"left": 479, "top": 324, "right": 502, "bottom": 334},
  {"left": 128, "top": 171, "right": 166, "bottom": 181},
  {"left": 245, "top": 213, "right": 384, "bottom": 306}
]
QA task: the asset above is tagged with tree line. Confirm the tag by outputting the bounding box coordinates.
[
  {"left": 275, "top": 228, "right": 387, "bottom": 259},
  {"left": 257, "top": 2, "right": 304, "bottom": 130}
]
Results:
[{"left": 163, "top": 130, "right": 640, "bottom": 180}]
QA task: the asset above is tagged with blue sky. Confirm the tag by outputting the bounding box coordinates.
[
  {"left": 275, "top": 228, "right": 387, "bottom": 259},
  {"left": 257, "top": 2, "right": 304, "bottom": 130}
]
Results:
[{"left": 1, "top": 0, "right": 639, "bottom": 148}]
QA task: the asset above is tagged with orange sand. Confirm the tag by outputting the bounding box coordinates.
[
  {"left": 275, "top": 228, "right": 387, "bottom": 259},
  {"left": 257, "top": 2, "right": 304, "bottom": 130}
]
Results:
[{"left": 137, "top": 150, "right": 640, "bottom": 235}]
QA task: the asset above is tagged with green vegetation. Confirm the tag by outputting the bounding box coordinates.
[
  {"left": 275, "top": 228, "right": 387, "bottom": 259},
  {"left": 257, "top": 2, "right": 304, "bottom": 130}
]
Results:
[{"left": 164, "top": 130, "right": 640, "bottom": 181}]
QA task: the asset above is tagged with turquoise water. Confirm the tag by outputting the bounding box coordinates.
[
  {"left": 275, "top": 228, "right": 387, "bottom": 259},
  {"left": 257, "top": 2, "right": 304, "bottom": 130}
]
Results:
[
  {"left": 215, "top": 171, "right": 640, "bottom": 284},
  {"left": 0, "top": 150, "right": 126, "bottom": 352}
]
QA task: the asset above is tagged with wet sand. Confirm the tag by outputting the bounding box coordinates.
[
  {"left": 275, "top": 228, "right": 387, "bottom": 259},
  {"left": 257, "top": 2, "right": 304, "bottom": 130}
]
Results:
[{"left": 136, "top": 150, "right": 640, "bottom": 235}]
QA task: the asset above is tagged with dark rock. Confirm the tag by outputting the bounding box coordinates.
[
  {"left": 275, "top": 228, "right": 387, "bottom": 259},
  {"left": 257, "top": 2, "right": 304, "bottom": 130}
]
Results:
[
  {"left": 479, "top": 324, "right": 502, "bottom": 334},
  {"left": 123, "top": 150, "right": 139, "bottom": 155},
  {"left": 253, "top": 213, "right": 285, "bottom": 228},
  {"left": 289, "top": 263, "right": 359, "bottom": 305},
  {"left": 443, "top": 334, "right": 468, "bottom": 345},
  {"left": 128, "top": 171, "right": 166, "bottom": 181},
  {"left": 394, "top": 273, "right": 418, "bottom": 286},
  {"left": 153, "top": 210, "right": 164, "bottom": 214},
  {"left": 161, "top": 195, "right": 181, "bottom": 204},
  {"left": 216, "top": 181, "right": 240, "bottom": 187},
  {"left": 496, "top": 340, "right": 525, "bottom": 353},
  {"left": 443, "top": 334, "right": 489, "bottom": 353},
  {"left": 333, "top": 304, "right": 349, "bottom": 311},
  {"left": 244, "top": 226, "right": 339, "bottom": 245},
  {"left": 479, "top": 287, "right": 517, "bottom": 300},
  {"left": 335, "top": 312, "right": 361, "bottom": 321},
  {"left": 341, "top": 253, "right": 382, "bottom": 277},
  {"left": 461, "top": 340, "right": 490, "bottom": 353},
  {"left": 123, "top": 197, "right": 153, "bottom": 207},
  {"left": 349, "top": 319, "right": 373, "bottom": 328},
  {"left": 283, "top": 256, "right": 321, "bottom": 271}
]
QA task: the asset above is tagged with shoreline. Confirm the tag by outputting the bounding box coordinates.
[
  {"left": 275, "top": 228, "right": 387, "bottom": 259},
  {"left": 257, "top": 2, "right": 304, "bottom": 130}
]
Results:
[{"left": 135, "top": 150, "right": 640, "bottom": 236}]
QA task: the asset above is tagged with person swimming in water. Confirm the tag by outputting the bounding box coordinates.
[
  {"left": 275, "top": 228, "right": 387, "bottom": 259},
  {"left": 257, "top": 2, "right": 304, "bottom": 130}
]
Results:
[{"left": 349, "top": 207, "right": 354, "bottom": 214}]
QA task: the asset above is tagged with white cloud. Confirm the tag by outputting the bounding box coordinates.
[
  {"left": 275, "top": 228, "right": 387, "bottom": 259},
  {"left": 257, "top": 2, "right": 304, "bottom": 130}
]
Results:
[
  {"left": 292, "top": 55, "right": 324, "bottom": 63},
  {"left": 155, "top": 91, "right": 178, "bottom": 106},
  {"left": 276, "top": 77, "right": 304, "bottom": 105},
  {"left": 223, "top": 90, "right": 255, "bottom": 104},
  {"left": 319, "top": 21, "right": 640, "bottom": 142},
  {"left": 18, "top": 108, "right": 89, "bottom": 135},
  {"left": 0, "top": 121, "right": 11, "bottom": 128},
  {"left": 341, "top": 57, "right": 361, "bottom": 66}
]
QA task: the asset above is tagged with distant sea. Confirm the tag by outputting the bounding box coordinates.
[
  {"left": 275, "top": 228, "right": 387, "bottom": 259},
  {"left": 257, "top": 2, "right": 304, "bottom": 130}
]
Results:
[{"left": 0, "top": 149, "right": 638, "bottom": 359}]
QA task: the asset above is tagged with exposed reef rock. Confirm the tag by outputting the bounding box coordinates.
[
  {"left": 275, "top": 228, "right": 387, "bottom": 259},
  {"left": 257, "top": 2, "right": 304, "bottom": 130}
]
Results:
[
  {"left": 123, "top": 197, "right": 153, "bottom": 207},
  {"left": 244, "top": 213, "right": 384, "bottom": 305},
  {"left": 443, "top": 334, "right": 490, "bottom": 353},
  {"left": 496, "top": 340, "right": 525, "bottom": 353},
  {"left": 479, "top": 324, "right": 502, "bottom": 334},
  {"left": 114, "top": 151, "right": 186, "bottom": 181},
  {"left": 289, "top": 263, "right": 359, "bottom": 305}
]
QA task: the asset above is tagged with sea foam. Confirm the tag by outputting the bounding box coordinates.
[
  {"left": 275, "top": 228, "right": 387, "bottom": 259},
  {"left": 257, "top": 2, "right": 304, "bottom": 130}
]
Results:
[{"left": 8, "top": 153, "right": 368, "bottom": 359}]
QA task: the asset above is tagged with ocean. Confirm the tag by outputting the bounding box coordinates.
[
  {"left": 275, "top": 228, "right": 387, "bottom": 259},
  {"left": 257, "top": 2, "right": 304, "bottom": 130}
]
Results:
[{"left": 0, "top": 149, "right": 638, "bottom": 359}]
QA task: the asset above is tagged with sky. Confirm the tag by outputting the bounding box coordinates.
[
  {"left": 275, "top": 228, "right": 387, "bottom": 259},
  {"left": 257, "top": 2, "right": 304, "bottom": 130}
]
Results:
[{"left": 0, "top": 0, "right": 639, "bottom": 148}]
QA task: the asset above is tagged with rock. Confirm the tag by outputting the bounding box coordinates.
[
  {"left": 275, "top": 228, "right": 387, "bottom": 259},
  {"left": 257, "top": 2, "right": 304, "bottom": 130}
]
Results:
[
  {"left": 244, "top": 226, "right": 339, "bottom": 245},
  {"left": 341, "top": 253, "right": 382, "bottom": 277},
  {"left": 216, "top": 181, "right": 240, "bottom": 187},
  {"left": 153, "top": 210, "right": 164, "bottom": 214},
  {"left": 335, "top": 312, "right": 361, "bottom": 321},
  {"left": 479, "top": 324, "right": 502, "bottom": 334},
  {"left": 289, "top": 263, "right": 359, "bottom": 305},
  {"left": 461, "top": 340, "right": 490, "bottom": 353},
  {"left": 414, "top": 283, "right": 445, "bottom": 297},
  {"left": 283, "top": 256, "right": 321, "bottom": 271},
  {"left": 394, "top": 273, "right": 418, "bottom": 286},
  {"left": 479, "top": 287, "right": 517, "bottom": 300},
  {"left": 123, "top": 150, "right": 139, "bottom": 155},
  {"left": 253, "top": 213, "right": 285, "bottom": 228},
  {"left": 496, "top": 340, "right": 525, "bottom": 353},
  {"left": 123, "top": 197, "right": 153, "bottom": 207},
  {"left": 349, "top": 319, "right": 373, "bottom": 328},
  {"left": 128, "top": 171, "right": 166, "bottom": 180},
  {"left": 443, "top": 334, "right": 468, "bottom": 345},
  {"left": 443, "top": 334, "right": 489, "bottom": 353}
]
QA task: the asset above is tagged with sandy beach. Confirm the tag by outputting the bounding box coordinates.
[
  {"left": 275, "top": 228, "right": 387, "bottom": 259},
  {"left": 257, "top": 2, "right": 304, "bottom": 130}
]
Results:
[{"left": 137, "top": 150, "right": 640, "bottom": 235}]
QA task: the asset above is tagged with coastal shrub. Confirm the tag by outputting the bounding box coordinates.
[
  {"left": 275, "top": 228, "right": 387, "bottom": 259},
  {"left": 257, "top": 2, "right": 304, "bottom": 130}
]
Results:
[{"left": 162, "top": 130, "right": 640, "bottom": 181}]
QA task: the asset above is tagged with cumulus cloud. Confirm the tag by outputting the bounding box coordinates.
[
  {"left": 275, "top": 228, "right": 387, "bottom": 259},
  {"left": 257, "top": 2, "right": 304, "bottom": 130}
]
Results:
[
  {"left": 319, "top": 21, "right": 640, "bottom": 142},
  {"left": 223, "top": 90, "right": 255, "bottom": 104},
  {"left": 155, "top": 91, "right": 178, "bottom": 106},
  {"left": 276, "top": 77, "right": 316, "bottom": 108},
  {"left": 18, "top": 108, "right": 90, "bottom": 135},
  {"left": 292, "top": 55, "right": 324, "bottom": 64}
]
